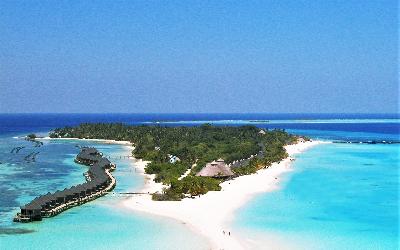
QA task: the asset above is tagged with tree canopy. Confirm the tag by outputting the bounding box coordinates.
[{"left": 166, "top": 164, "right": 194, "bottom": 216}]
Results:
[{"left": 50, "top": 123, "right": 298, "bottom": 200}]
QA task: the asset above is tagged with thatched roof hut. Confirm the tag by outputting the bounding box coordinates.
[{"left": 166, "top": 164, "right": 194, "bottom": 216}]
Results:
[{"left": 196, "top": 158, "right": 234, "bottom": 178}]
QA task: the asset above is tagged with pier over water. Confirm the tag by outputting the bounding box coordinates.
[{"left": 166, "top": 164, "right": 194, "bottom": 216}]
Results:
[{"left": 14, "top": 147, "right": 117, "bottom": 223}]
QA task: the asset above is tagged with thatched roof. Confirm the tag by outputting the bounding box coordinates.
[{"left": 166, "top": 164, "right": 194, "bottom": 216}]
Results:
[{"left": 196, "top": 159, "right": 234, "bottom": 177}]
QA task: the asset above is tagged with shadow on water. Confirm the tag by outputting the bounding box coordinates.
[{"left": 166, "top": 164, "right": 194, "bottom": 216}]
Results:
[{"left": 0, "top": 227, "right": 36, "bottom": 235}]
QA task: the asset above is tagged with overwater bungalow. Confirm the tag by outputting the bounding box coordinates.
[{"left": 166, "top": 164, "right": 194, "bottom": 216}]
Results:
[
  {"left": 97, "top": 158, "right": 112, "bottom": 167},
  {"left": 75, "top": 147, "right": 103, "bottom": 165},
  {"left": 14, "top": 147, "right": 116, "bottom": 223},
  {"left": 19, "top": 204, "right": 42, "bottom": 222}
]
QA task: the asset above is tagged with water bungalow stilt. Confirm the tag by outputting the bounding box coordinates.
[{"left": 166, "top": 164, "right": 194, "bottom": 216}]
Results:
[{"left": 14, "top": 147, "right": 117, "bottom": 223}]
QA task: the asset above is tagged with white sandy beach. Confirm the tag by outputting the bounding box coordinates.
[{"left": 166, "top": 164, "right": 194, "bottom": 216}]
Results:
[
  {"left": 123, "top": 140, "right": 325, "bottom": 250},
  {"left": 41, "top": 136, "right": 325, "bottom": 249}
]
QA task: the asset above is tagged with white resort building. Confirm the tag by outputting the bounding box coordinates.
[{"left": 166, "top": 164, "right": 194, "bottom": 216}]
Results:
[{"left": 168, "top": 154, "right": 180, "bottom": 164}]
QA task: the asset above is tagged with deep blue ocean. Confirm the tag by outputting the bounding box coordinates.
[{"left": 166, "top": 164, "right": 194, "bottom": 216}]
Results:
[{"left": 0, "top": 114, "right": 398, "bottom": 250}]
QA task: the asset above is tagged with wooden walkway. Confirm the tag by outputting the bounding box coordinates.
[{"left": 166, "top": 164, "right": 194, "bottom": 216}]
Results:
[
  {"left": 14, "top": 147, "right": 117, "bottom": 223},
  {"left": 45, "top": 172, "right": 115, "bottom": 217},
  {"left": 103, "top": 155, "right": 134, "bottom": 160}
]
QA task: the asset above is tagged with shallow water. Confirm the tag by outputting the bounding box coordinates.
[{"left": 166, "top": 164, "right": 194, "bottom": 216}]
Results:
[
  {"left": 0, "top": 114, "right": 398, "bottom": 250},
  {"left": 0, "top": 134, "right": 208, "bottom": 250},
  {"left": 234, "top": 142, "right": 399, "bottom": 250}
]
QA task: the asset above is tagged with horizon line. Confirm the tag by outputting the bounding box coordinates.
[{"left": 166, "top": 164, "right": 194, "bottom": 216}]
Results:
[{"left": 0, "top": 112, "right": 399, "bottom": 116}]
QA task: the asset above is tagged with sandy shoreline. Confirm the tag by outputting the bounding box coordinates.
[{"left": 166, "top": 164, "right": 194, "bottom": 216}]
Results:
[
  {"left": 42, "top": 136, "right": 326, "bottom": 249},
  {"left": 123, "top": 140, "right": 326, "bottom": 250}
]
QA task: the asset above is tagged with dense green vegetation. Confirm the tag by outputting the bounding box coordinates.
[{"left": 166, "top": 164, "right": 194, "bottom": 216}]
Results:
[
  {"left": 145, "top": 162, "right": 187, "bottom": 184},
  {"left": 153, "top": 176, "right": 221, "bottom": 200},
  {"left": 50, "top": 123, "right": 298, "bottom": 200}
]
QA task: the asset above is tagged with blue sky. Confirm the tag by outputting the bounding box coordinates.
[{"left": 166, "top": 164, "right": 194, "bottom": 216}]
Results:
[{"left": 0, "top": 0, "right": 398, "bottom": 113}]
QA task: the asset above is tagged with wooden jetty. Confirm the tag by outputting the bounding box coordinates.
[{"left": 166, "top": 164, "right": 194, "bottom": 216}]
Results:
[{"left": 14, "top": 147, "right": 116, "bottom": 223}]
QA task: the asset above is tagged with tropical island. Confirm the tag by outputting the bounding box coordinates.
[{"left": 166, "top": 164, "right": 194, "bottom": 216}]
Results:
[
  {"left": 50, "top": 123, "right": 300, "bottom": 200},
  {"left": 47, "top": 123, "right": 320, "bottom": 249}
]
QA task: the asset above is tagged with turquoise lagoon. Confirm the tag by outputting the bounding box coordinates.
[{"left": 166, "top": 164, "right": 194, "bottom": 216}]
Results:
[
  {"left": 234, "top": 142, "right": 399, "bottom": 250},
  {"left": 151, "top": 116, "right": 398, "bottom": 249},
  {"left": 0, "top": 136, "right": 208, "bottom": 250},
  {"left": 0, "top": 114, "right": 399, "bottom": 250}
]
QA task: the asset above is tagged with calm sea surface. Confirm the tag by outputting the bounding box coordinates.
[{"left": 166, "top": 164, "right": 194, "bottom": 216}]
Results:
[
  {"left": 234, "top": 143, "right": 399, "bottom": 250},
  {"left": 0, "top": 114, "right": 398, "bottom": 249}
]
